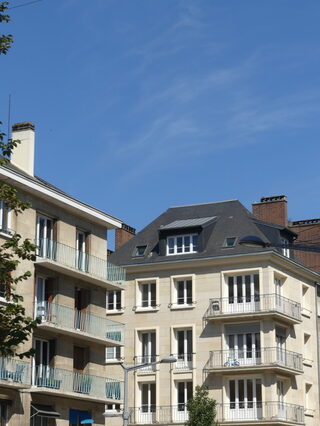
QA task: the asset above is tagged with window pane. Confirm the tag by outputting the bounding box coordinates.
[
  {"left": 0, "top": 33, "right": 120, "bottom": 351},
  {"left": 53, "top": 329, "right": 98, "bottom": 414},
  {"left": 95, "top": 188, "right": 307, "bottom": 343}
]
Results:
[
  {"left": 177, "top": 237, "right": 183, "bottom": 253},
  {"left": 245, "top": 275, "right": 251, "bottom": 302},
  {"left": 116, "top": 291, "right": 121, "bottom": 309},
  {"left": 168, "top": 238, "right": 175, "bottom": 254},
  {"left": 184, "top": 236, "right": 190, "bottom": 252},
  {"left": 142, "top": 285, "right": 149, "bottom": 307},
  {"left": 230, "top": 380, "right": 235, "bottom": 408},
  {"left": 177, "top": 281, "right": 184, "bottom": 304},
  {"left": 178, "top": 382, "right": 185, "bottom": 404},
  {"left": 237, "top": 276, "right": 242, "bottom": 303},
  {"left": 192, "top": 235, "right": 198, "bottom": 251},
  {"left": 108, "top": 291, "right": 114, "bottom": 309},
  {"left": 238, "top": 380, "right": 244, "bottom": 408},
  {"left": 247, "top": 380, "right": 253, "bottom": 408},
  {"left": 150, "top": 283, "right": 156, "bottom": 307},
  {"left": 254, "top": 274, "right": 260, "bottom": 301},
  {"left": 186, "top": 280, "right": 192, "bottom": 304},
  {"left": 228, "top": 277, "right": 234, "bottom": 303}
]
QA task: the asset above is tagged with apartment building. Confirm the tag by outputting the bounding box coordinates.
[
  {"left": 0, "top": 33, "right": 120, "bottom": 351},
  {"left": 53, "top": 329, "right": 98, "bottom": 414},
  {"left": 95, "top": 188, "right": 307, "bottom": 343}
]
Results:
[
  {"left": 109, "top": 199, "right": 320, "bottom": 426},
  {"left": 0, "top": 122, "right": 126, "bottom": 425}
]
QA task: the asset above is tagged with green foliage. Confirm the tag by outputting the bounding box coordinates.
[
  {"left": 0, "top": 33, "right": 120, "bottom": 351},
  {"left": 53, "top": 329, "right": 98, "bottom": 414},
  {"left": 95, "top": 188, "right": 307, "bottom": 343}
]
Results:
[
  {"left": 0, "top": 1, "right": 39, "bottom": 358},
  {"left": 0, "top": 1, "right": 13, "bottom": 54},
  {"left": 186, "top": 386, "right": 219, "bottom": 426}
]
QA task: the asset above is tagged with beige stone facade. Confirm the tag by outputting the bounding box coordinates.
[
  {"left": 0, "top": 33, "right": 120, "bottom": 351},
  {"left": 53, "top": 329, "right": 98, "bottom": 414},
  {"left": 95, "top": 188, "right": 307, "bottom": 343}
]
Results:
[
  {"left": 107, "top": 252, "right": 320, "bottom": 426},
  {"left": 0, "top": 123, "right": 125, "bottom": 425}
]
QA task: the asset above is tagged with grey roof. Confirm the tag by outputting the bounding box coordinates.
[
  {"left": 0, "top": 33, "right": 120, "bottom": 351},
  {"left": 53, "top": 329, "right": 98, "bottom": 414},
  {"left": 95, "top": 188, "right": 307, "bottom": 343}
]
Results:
[
  {"left": 159, "top": 217, "right": 216, "bottom": 230},
  {"left": 109, "top": 199, "right": 296, "bottom": 267}
]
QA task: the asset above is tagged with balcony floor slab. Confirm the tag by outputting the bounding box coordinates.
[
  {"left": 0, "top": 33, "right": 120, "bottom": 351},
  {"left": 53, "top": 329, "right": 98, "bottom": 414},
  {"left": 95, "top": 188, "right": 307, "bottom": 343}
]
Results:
[
  {"left": 205, "top": 311, "right": 302, "bottom": 325},
  {"left": 205, "top": 364, "right": 303, "bottom": 376}
]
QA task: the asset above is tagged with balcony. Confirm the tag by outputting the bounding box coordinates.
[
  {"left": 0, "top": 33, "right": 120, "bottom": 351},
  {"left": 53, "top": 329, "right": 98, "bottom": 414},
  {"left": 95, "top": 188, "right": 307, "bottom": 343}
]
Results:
[
  {"left": 134, "top": 356, "right": 158, "bottom": 373},
  {"left": 0, "top": 357, "right": 30, "bottom": 389},
  {"left": 32, "top": 365, "right": 123, "bottom": 403},
  {"left": 129, "top": 405, "right": 189, "bottom": 424},
  {"left": 35, "top": 238, "right": 125, "bottom": 290},
  {"left": 205, "top": 348, "right": 303, "bottom": 375},
  {"left": 216, "top": 402, "right": 304, "bottom": 425},
  {"left": 204, "top": 294, "right": 301, "bottom": 324},
  {"left": 36, "top": 301, "right": 124, "bottom": 346},
  {"left": 171, "top": 353, "right": 193, "bottom": 371}
]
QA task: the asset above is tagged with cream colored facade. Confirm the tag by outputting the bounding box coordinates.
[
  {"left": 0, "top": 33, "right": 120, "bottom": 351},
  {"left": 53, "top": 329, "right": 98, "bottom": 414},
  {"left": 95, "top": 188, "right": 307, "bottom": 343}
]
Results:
[
  {"left": 0, "top": 123, "right": 125, "bottom": 425},
  {"left": 107, "top": 252, "right": 320, "bottom": 426}
]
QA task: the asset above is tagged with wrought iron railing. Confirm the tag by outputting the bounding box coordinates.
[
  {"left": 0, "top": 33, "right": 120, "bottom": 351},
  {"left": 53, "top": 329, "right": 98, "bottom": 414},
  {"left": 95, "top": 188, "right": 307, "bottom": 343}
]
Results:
[
  {"left": 171, "top": 353, "right": 193, "bottom": 371},
  {"left": 204, "top": 294, "right": 301, "bottom": 322},
  {"left": 36, "top": 238, "right": 126, "bottom": 282},
  {"left": 128, "top": 405, "right": 189, "bottom": 424},
  {"left": 134, "top": 356, "right": 158, "bottom": 372},
  {"left": 33, "top": 365, "right": 123, "bottom": 400},
  {"left": 205, "top": 347, "right": 303, "bottom": 371},
  {"left": 216, "top": 402, "right": 304, "bottom": 423},
  {"left": 0, "top": 357, "right": 30, "bottom": 385},
  {"left": 36, "top": 301, "right": 124, "bottom": 343}
]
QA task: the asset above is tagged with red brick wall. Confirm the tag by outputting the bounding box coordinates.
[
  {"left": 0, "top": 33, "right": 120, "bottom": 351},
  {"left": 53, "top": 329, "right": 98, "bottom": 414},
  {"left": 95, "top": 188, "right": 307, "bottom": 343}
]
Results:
[
  {"left": 115, "top": 223, "right": 136, "bottom": 250},
  {"left": 252, "top": 196, "right": 288, "bottom": 226},
  {"left": 289, "top": 221, "right": 320, "bottom": 273}
]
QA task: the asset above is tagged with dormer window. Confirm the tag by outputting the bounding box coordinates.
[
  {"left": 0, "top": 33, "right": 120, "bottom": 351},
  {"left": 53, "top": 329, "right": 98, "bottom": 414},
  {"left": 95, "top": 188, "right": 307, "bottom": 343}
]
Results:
[
  {"left": 167, "top": 234, "right": 198, "bottom": 255},
  {"left": 133, "top": 245, "right": 147, "bottom": 257}
]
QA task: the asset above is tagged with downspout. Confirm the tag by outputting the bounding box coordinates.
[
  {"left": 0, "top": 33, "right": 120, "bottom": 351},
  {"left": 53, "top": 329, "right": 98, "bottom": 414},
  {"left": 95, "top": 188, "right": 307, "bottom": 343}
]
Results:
[{"left": 315, "top": 282, "right": 320, "bottom": 416}]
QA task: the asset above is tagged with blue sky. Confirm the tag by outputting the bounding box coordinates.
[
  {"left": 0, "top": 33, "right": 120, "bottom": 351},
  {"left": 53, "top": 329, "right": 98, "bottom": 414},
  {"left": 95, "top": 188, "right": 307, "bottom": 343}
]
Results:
[{"left": 1, "top": 0, "right": 320, "bottom": 243}]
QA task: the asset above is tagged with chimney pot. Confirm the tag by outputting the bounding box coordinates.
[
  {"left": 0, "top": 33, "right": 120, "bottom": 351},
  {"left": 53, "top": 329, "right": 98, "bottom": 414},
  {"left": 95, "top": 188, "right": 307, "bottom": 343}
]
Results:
[{"left": 10, "top": 121, "right": 35, "bottom": 176}]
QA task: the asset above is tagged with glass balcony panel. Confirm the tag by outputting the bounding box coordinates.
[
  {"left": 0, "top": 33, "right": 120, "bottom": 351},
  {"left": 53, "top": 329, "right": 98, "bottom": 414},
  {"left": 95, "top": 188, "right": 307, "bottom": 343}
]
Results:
[{"left": 0, "top": 357, "right": 30, "bottom": 385}]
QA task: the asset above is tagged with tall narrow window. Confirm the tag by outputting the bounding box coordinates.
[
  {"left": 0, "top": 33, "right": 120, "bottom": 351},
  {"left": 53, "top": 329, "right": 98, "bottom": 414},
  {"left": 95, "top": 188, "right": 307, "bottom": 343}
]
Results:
[
  {"left": 76, "top": 230, "right": 87, "bottom": 271},
  {"left": 0, "top": 200, "right": 10, "bottom": 234},
  {"left": 177, "top": 381, "right": 192, "bottom": 411},
  {"left": 141, "top": 282, "right": 156, "bottom": 308},
  {"left": 176, "top": 329, "right": 193, "bottom": 369},
  {"left": 36, "top": 215, "right": 53, "bottom": 258},
  {"left": 140, "top": 383, "right": 156, "bottom": 423},
  {"left": 227, "top": 274, "right": 260, "bottom": 313},
  {"left": 108, "top": 290, "right": 122, "bottom": 311},
  {"left": 177, "top": 280, "right": 192, "bottom": 305}
]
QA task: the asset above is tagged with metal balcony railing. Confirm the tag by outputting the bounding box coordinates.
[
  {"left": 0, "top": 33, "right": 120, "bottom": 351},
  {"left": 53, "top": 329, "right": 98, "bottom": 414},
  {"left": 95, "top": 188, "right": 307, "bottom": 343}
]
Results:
[
  {"left": 36, "top": 301, "right": 124, "bottom": 343},
  {"left": 204, "top": 294, "right": 301, "bottom": 322},
  {"left": 129, "top": 405, "right": 189, "bottom": 424},
  {"left": 171, "top": 353, "right": 193, "bottom": 371},
  {"left": 205, "top": 348, "right": 303, "bottom": 372},
  {"left": 36, "top": 238, "right": 126, "bottom": 283},
  {"left": 134, "top": 356, "right": 158, "bottom": 372},
  {"left": 216, "top": 402, "right": 304, "bottom": 423},
  {"left": 0, "top": 357, "right": 30, "bottom": 385},
  {"left": 33, "top": 365, "right": 123, "bottom": 400}
]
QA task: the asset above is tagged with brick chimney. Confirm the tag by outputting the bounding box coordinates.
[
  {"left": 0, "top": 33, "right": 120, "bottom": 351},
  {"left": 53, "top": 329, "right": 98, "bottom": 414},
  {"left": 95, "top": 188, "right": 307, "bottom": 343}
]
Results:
[
  {"left": 11, "top": 122, "right": 35, "bottom": 176},
  {"left": 252, "top": 195, "right": 288, "bottom": 227},
  {"left": 115, "top": 223, "right": 136, "bottom": 250}
]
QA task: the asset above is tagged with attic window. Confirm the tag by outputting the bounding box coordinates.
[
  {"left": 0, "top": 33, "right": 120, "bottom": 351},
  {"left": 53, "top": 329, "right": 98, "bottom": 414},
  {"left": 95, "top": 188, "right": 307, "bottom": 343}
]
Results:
[
  {"left": 167, "top": 234, "right": 198, "bottom": 255},
  {"left": 133, "top": 245, "right": 147, "bottom": 257},
  {"left": 223, "top": 237, "right": 237, "bottom": 248}
]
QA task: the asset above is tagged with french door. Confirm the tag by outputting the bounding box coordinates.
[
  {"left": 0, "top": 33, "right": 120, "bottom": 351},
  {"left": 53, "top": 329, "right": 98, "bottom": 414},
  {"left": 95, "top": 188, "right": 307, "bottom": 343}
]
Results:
[
  {"left": 227, "top": 333, "right": 261, "bottom": 366},
  {"left": 139, "top": 383, "right": 156, "bottom": 424},
  {"left": 176, "top": 329, "right": 192, "bottom": 369},
  {"left": 227, "top": 274, "right": 260, "bottom": 313},
  {"left": 76, "top": 230, "right": 87, "bottom": 271},
  {"left": 36, "top": 215, "right": 53, "bottom": 258},
  {"left": 140, "top": 332, "right": 156, "bottom": 371},
  {"left": 228, "top": 378, "right": 262, "bottom": 420},
  {"left": 34, "top": 339, "right": 50, "bottom": 385},
  {"left": 276, "top": 329, "right": 286, "bottom": 364},
  {"left": 277, "top": 380, "right": 285, "bottom": 418},
  {"left": 174, "top": 381, "right": 192, "bottom": 422}
]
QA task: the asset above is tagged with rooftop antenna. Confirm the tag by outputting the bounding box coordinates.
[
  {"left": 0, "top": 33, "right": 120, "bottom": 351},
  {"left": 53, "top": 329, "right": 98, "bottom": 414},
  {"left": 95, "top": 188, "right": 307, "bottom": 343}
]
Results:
[{"left": 7, "top": 94, "right": 11, "bottom": 142}]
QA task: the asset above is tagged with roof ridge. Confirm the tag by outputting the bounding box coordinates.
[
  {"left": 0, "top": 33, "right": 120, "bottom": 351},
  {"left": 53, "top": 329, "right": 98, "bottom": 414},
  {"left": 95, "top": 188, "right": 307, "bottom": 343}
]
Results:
[{"left": 170, "top": 199, "right": 238, "bottom": 209}]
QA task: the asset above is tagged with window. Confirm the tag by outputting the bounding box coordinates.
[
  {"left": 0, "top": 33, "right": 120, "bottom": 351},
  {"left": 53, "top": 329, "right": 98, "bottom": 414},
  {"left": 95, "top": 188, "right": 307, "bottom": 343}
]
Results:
[
  {"left": 223, "top": 237, "right": 237, "bottom": 247},
  {"left": 107, "top": 290, "right": 122, "bottom": 311},
  {"left": 227, "top": 274, "right": 260, "bottom": 312},
  {"left": 141, "top": 282, "right": 156, "bottom": 308},
  {"left": 303, "top": 333, "right": 312, "bottom": 364},
  {"left": 136, "top": 331, "right": 156, "bottom": 371},
  {"left": 76, "top": 230, "right": 87, "bottom": 271},
  {"left": 0, "top": 200, "right": 10, "bottom": 234},
  {"left": 281, "top": 238, "right": 290, "bottom": 258},
  {"left": 175, "top": 329, "right": 193, "bottom": 369},
  {"left": 105, "top": 404, "right": 121, "bottom": 411},
  {"left": 177, "top": 280, "right": 192, "bottom": 305},
  {"left": 36, "top": 215, "right": 54, "bottom": 258},
  {"left": 302, "top": 284, "right": 311, "bottom": 314},
  {"left": 177, "top": 381, "right": 192, "bottom": 410},
  {"left": 228, "top": 378, "right": 262, "bottom": 420},
  {"left": 305, "top": 383, "right": 312, "bottom": 410},
  {"left": 133, "top": 245, "right": 147, "bottom": 257},
  {"left": 167, "top": 234, "right": 198, "bottom": 255},
  {"left": 106, "top": 346, "right": 121, "bottom": 362},
  {"left": 140, "top": 383, "right": 156, "bottom": 416}
]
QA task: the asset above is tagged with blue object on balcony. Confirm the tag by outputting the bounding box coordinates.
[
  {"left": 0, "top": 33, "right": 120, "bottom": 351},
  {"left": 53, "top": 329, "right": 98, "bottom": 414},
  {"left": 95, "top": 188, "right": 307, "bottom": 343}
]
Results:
[
  {"left": 81, "top": 420, "right": 94, "bottom": 424},
  {"left": 69, "top": 409, "right": 92, "bottom": 424}
]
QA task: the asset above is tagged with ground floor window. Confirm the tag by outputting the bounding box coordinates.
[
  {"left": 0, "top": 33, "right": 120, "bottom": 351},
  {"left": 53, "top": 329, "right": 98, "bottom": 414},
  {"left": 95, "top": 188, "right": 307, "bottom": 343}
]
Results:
[{"left": 69, "top": 410, "right": 93, "bottom": 426}]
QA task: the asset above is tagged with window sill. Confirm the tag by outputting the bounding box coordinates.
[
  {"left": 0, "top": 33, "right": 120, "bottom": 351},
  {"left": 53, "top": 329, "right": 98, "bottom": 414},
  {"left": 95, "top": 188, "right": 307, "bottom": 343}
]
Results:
[
  {"left": 107, "top": 309, "right": 124, "bottom": 315},
  {"left": 105, "top": 359, "right": 123, "bottom": 364},
  {"left": 301, "top": 308, "right": 312, "bottom": 318},
  {"left": 169, "top": 303, "right": 196, "bottom": 310},
  {"left": 303, "top": 359, "right": 313, "bottom": 367},
  {"left": 0, "top": 231, "right": 12, "bottom": 240},
  {"left": 134, "top": 306, "right": 160, "bottom": 313},
  {"left": 305, "top": 409, "right": 315, "bottom": 417}
]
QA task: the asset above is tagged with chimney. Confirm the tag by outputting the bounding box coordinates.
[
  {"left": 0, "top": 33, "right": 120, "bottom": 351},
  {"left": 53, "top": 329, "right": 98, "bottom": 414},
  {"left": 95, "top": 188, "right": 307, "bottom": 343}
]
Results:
[
  {"left": 252, "top": 195, "right": 288, "bottom": 227},
  {"left": 10, "top": 122, "right": 35, "bottom": 176},
  {"left": 115, "top": 223, "right": 136, "bottom": 250}
]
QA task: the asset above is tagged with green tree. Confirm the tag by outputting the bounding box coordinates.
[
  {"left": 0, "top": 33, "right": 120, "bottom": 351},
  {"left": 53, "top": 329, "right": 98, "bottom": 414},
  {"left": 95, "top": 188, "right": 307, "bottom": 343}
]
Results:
[
  {"left": 0, "top": 0, "right": 40, "bottom": 358},
  {"left": 186, "top": 386, "right": 219, "bottom": 426}
]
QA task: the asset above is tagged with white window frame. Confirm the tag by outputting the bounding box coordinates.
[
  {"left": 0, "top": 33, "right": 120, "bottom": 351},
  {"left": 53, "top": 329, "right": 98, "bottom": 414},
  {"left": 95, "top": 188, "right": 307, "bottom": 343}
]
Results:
[
  {"left": 107, "top": 290, "right": 123, "bottom": 314},
  {"left": 0, "top": 200, "right": 11, "bottom": 235},
  {"left": 301, "top": 284, "right": 312, "bottom": 317},
  {"left": 281, "top": 238, "right": 290, "bottom": 258},
  {"left": 106, "top": 346, "right": 122, "bottom": 363},
  {"left": 36, "top": 214, "right": 54, "bottom": 258},
  {"left": 135, "top": 278, "right": 159, "bottom": 312},
  {"left": 166, "top": 234, "right": 198, "bottom": 255},
  {"left": 170, "top": 275, "right": 195, "bottom": 310}
]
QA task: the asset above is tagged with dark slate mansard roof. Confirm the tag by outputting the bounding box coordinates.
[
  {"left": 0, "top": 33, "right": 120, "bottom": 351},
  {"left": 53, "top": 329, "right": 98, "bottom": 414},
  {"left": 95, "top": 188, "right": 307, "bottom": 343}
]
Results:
[{"left": 109, "top": 200, "right": 296, "bottom": 266}]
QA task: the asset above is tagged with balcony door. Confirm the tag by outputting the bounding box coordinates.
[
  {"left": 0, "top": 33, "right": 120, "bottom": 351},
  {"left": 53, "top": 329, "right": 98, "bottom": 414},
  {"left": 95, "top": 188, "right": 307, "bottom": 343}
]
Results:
[
  {"left": 227, "top": 332, "right": 261, "bottom": 366},
  {"left": 36, "top": 215, "right": 53, "bottom": 258},
  {"left": 276, "top": 327, "right": 286, "bottom": 364},
  {"left": 228, "top": 378, "right": 262, "bottom": 421},
  {"left": 74, "top": 288, "right": 90, "bottom": 331},
  {"left": 277, "top": 380, "right": 285, "bottom": 418},
  {"left": 34, "top": 339, "right": 50, "bottom": 385},
  {"left": 176, "top": 329, "right": 192, "bottom": 369},
  {"left": 76, "top": 230, "right": 87, "bottom": 271},
  {"left": 140, "top": 332, "right": 156, "bottom": 369},
  {"left": 227, "top": 274, "right": 260, "bottom": 313},
  {"left": 140, "top": 383, "right": 156, "bottom": 424},
  {"left": 174, "top": 381, "right": 192, "bottom": 422},
  {"left": 35, "top": 277, "right": 55, "bottom": 320},
  {"left": 73, "top": 346, "right": 90, "bottom": 394}
]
